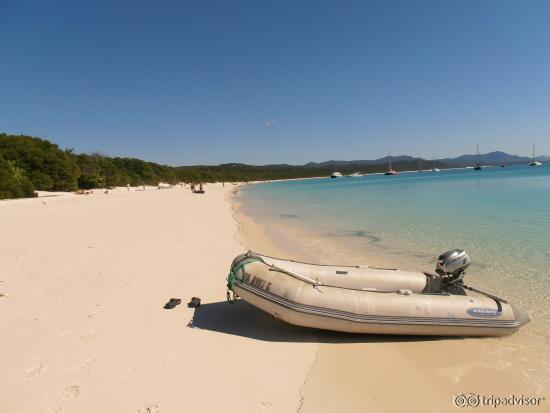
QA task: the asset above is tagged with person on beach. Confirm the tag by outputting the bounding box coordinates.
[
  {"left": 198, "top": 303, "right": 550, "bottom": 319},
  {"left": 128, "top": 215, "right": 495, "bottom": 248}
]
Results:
[{"left": 126, "top": 183, "right": 130, "bottom": 191}]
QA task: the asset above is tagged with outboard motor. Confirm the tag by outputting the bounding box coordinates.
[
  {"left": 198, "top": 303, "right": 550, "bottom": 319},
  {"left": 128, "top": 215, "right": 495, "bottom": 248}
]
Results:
[{"left": 435, "top": 249, "right": 471, "bottom": 285}]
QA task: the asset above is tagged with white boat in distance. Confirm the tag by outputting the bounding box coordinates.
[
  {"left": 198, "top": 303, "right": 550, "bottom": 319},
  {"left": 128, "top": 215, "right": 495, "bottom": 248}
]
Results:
[
  {"left": 348, "top": 172, "right": 362, "bottom": 177},
  {"left": 384, "top": 149, "right": 398, "bottom": 175},
  {"left": 530, "top": 141, "right": 542, "bottom": 167},
  {"left": 474, "top": 143, "right": 482, "bottom": 170},
  {"left": 330, "top": 171, "right": 343, "bottom": 178}
]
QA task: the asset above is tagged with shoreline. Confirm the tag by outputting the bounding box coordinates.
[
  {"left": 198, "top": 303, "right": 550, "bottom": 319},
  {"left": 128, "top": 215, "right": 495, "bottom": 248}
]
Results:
[
  {"left": 2, "top": 181, "right": 547, "bottom": 412},
  {"left": 231, "top": 182, "right": 548, "bottom": 412},
  {"left": 0, "top": 164, "right": 492, "bottom": 204}
]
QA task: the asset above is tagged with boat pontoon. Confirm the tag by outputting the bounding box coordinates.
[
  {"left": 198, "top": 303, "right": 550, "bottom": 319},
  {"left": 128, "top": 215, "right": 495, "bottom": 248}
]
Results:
[{"left": 226, "top": 250, "right": 529, "bottom": 337}]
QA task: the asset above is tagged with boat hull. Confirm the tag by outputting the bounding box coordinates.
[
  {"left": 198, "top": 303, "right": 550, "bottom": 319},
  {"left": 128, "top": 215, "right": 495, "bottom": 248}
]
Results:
[{"left": 228, "top": 253, "right": 530, "bottom": 337}]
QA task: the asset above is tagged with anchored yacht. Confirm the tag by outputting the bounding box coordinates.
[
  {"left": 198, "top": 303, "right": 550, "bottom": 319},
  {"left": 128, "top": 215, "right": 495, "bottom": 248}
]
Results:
[{"left": 530, "top": 142, "right": 542, "bottom": 167}]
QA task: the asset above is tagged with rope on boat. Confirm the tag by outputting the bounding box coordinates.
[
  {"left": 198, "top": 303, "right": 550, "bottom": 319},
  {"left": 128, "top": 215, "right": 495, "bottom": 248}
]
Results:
[
  {"left": 268, "top": 267, "right": 321, "bottom": 286},
  {"left": 250, "top": 250, "right": 360, "bottom": 268},
  {"left": 226, "top": 254, "right": 263, "bottom": 303}
]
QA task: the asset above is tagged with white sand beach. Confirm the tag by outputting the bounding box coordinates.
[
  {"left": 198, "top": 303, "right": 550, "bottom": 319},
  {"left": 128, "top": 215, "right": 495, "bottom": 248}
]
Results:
[
  {"left": 3, "top": 1, "right": 550, "bottom": 411},
  {"left": 0, "top": 185, "right": 316, "bottom": 413},
  {"left": 1, "top": 184, "right": 547, "bottom": 412}
]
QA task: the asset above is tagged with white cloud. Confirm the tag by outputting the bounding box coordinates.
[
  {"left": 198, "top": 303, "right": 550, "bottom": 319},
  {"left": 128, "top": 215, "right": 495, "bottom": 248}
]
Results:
[{"left": 265, "top": 119, "right": 277, "bottom": 128}]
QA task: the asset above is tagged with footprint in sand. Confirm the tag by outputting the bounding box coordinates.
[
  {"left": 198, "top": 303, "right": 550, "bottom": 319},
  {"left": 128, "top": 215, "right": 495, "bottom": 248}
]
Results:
[
  {"left": 260, "top": 401, "right": 272, "bottom": 409},
  {"left": 63, "top": 385, "right": 81, "bottom": 400},
  {"left": 26, "top": 363, "right": 47, "bottom": 378},
  {"left": 73, "top": 358, "right": 96, "bottom": 375},
  {"left": 87, "top": 312, "right": 100, "bottom": 320},
  {"left": 138, "top": 405, "right": 160, "bottom": 413},
  {"left": 80, "top": 333, "right": 95, "bottom": 342}
]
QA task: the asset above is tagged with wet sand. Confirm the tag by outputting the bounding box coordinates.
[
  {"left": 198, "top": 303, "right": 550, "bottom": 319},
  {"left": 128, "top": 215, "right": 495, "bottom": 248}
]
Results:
[{"left": 231, "top": 188, "right": 549, "bottom": 412}]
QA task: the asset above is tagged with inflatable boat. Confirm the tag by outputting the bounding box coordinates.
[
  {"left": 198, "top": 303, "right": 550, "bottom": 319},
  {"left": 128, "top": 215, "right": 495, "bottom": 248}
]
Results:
[{"left": 226, "top": 250, "right": 530, "bottom": 337}]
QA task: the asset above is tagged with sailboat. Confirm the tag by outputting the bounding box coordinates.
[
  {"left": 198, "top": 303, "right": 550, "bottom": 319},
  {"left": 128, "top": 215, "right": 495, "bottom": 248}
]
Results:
[
  {"left": 431, "top": 156, "right": 440, "bottom": 172},
  {"left": 474, "top": 144, "right": 482, "bottom": 170},
  {"left": 418, "top": 158, "right": 423, "bottom": 172},
  {"left": 530, "top": 141, "right": 542, "bottom": 167},
  {"left": 384, "top": 150, "right": 397, "bottom": 175}
]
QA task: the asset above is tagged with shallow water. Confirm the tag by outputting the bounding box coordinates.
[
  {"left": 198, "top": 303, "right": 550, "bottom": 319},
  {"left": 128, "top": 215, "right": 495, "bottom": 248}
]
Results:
[{"left": 239, "top": 165, "right": 550, "bottom": 357}]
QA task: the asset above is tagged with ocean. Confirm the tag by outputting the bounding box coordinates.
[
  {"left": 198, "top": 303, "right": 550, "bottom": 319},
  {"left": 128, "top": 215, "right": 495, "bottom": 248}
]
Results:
[{"left": 238, "top": 164, "right": 550, "bottom": 352}]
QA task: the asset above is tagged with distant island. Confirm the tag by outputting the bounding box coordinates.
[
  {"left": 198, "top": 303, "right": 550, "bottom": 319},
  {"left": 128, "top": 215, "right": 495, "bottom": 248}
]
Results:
[
  {"left": 306, "top": 151, "right": 550, "bottom": 168},
  {"left": 0, "top": 133, "right": 547, "bottom": 199}
]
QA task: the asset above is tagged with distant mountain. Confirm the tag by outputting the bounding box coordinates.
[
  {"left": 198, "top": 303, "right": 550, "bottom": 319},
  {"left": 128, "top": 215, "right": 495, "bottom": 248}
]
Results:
[
  {"left": 441, "top": 151, "right": 542, "bottom": 166},
  {"left": 305, "top": 155, "right": 420, "bottom": 168},
  {"left": 3, "top": 132, "right": 548, "bottom": 201},
  {"left": 305, "top": 151, "right": 549, "bottom": 169}
]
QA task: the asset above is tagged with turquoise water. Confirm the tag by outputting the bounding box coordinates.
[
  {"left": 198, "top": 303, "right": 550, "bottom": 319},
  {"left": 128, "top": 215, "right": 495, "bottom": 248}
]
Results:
[{"left": 239, "top": 165, "right": 550, "bottom": 331}]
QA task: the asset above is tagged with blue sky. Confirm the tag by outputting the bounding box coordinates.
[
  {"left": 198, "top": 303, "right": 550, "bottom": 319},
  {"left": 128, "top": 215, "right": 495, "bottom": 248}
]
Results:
[{"left": 1, "top": 0, "right": 550, "bottom": 165}]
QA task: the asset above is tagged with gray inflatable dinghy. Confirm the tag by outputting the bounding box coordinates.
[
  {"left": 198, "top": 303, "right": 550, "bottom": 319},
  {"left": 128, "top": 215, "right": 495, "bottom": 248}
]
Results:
[{"left": 226, "top": 249, "right": 530, "bottom": 337}]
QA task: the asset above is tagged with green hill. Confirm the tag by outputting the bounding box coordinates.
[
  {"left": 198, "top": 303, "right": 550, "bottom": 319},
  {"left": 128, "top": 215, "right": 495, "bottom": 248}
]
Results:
[{"left": 0, "top": 133, "right": 455, "bottom": 199}]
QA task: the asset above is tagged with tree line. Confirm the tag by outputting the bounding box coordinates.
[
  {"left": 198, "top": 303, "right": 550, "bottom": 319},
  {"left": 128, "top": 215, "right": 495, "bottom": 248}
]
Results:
[
  {"left": 0, "top": 133, "right": 333, "bottom": 199},
  {"left": 0, "top": 133, "right": 450, "bottom": 199},
  {"left": 0, "top": 134, "right": 184, "bottom": 198}
]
